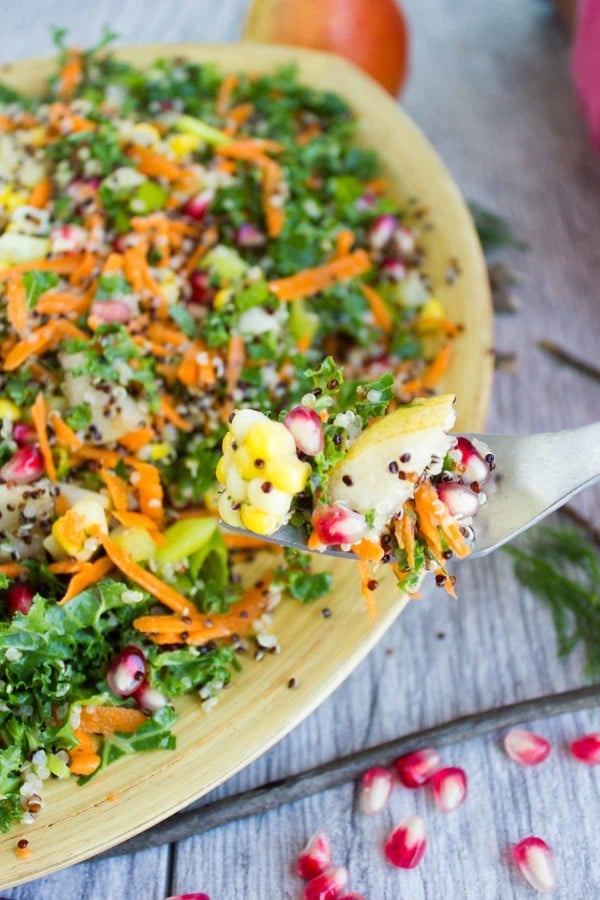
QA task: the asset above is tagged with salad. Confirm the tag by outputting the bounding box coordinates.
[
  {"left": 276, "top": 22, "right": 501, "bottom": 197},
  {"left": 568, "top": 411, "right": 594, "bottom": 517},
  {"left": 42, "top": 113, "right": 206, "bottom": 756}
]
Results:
[{"left": 0, "top": 34, "right": 490, "bottom": 837}]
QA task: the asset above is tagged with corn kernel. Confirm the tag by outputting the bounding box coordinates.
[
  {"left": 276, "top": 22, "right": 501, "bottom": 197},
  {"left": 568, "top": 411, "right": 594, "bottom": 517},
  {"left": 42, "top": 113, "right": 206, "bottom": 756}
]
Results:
[
  {"left": 240, "top": 505, "right": 279, "bottom": 536},
  {"left": 244, "top": 420, "right": 296, "bottom": 460},
  {"left": 222, "top": 432, "right": 233, "bottom": 452},
  {"left": 215, "top": 455, "right": 228, "bottom": 485},
  {"left": 0, "top": 398, "right": 20, "bottom": 420},
  {"left": 168, "top": 133, "right": 202, "bottom": 158},
  {"left": 418, "top": 297, "right": 445, "bottom": 322},
  {"left": 147, "top": 442, "right": 172, "bottom": 461},
  {"left": 264, "top": 458, "right": 311, "bottom": 495},
  {"left": 213, "top": 288, "right": 233, "bottom": 311},
  {"left": 235, "top": 445, "right": 262, "bottom": 480},
  {"left": 0, "top": 188, "right": 27, "bottom": 212}
]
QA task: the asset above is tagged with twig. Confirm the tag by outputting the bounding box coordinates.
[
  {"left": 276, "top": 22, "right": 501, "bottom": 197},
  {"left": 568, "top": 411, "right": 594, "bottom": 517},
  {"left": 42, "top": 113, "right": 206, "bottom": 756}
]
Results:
[
  {"left": 96, "top": 683, "right": 600, "bottom": 860},
  {"left": 539, "top": 340, "right": 600, "bottom": 383},
  {"left": 562, "top": 504, "right": 600, "bottom": 548}
]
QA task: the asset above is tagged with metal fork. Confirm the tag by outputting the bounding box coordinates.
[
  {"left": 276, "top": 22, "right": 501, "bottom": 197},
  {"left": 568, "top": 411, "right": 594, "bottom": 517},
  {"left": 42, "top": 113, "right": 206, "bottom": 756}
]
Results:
[{"left": 220, "top": 422, "right": 600, "bottom": 560}]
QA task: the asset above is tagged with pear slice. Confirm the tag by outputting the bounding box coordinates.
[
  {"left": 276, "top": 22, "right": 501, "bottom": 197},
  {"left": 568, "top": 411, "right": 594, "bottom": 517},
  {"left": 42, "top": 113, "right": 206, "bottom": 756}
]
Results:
[{"left": 328, "top": 394, "right": 456, "bottom": 531}]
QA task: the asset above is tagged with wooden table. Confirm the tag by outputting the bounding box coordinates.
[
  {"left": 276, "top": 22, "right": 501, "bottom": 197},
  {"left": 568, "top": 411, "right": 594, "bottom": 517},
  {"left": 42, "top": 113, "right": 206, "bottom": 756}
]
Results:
[{"left": 3, "top": 1, "right": 600, "bottom": 897}]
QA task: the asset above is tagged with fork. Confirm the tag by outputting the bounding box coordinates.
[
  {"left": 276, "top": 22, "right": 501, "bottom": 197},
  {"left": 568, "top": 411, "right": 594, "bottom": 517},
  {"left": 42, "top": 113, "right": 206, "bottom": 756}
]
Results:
[{"left": 220, "top": 422, "right": 600, "bottom": 560}]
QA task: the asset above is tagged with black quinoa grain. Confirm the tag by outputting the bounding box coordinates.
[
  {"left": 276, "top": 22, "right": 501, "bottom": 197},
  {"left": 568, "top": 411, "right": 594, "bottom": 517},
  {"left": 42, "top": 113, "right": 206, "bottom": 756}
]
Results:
[
  {"left": 435, "top": 574, "right": 446, "bottom": 586},
  {"left": 17, "top": 839, "right": 28, "bottom": 849},
  {"left": 261, "top": 481, "right": 273, "bottom": 493},
  {"left": 287, "top": 677, "right": 298, "bottom": 689},
  {"left": 321, "top": 607, "right": 332, "bottom": 618},
  {"left": 388, "top": 461, "right": 399, "bottom": 474},
  {"left": 333, "top": 433, "right": 343, "bottom": 446},
  {"left": 326, "top": 378, "right": 339, "bottom": 389},
  {"left": 342, "top": 475, "right": 354, "bottom": 486},
  {"left": 442, "top": 549, "right": 453, "bottom": 560},
  {"left": 254, "top": 458, "right": 265, "bottom": 468},
  {"left": 400, "top": 452, "right": 411, "bottom": 463},
  {"left": 367, "top": 579, "right": 379, "bottom": 591}
]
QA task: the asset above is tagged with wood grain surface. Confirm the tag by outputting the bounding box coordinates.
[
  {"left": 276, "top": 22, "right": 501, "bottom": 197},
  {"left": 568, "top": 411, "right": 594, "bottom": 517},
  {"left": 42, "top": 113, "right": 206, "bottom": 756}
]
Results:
[{"left": 3, "top": 1, "right": 600, "bottom": 898}]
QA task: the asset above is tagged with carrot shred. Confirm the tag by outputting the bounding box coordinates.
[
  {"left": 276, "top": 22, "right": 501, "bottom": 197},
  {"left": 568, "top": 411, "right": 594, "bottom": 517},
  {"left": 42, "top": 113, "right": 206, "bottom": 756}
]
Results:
[
  {"left": 111, "top": 510, "right": 163, "bottom": 535},
  {"left": 47, "top": 561, "right": 84, "bottom": 575},
  {"left": 28, "top": 176, "right": 52, "bottom": 209},
  {"left": 413, "top": 481, "right": 444, "bottom": 563},
  {"left": 31, "top": 392, "right": 56, "bottom": 482},
  {"left": 159, "top": 393, "right": 191, "bottom": 431},
  {"left": 0, "top": 255, "right": 83, "bottom": 279},
  {"left": 0, "top": 562, "right": 24, "bottom": 577},
  {"left": 69, "top": 251, "right": 96, "bottom": 286},
  {"left": 58, "top": 50, "right": 83, "bottom": 98},
  {"left": 177, "top": 341, "right": 216, "bottom": 387},
  {"left": 421, "top": 341, "right": 453, "bottom": 389},
  {"left": 50, "top": 411, "right": 83, "bottom": 452},
  {"left": 79, "top": 705, "right": 146, "bottom": 735},
  {"left": 3, "top": 319, "right": 86, "bottom": 371},
  {"left": 216, "top": 73, "right": 238, "bottom": 117},
  {"left": 100, "top": 535, "right": 190, "bottom": 614},
  {"left": 268, "top": 249, "right": 372, "bottom": 302},
  {"left": 417, "top": 317, "right": 461, "bottom": 337},
  {"left": 260, "top": 156, "right": 285, "bottom": 238},
  {"left": 395, "top": 504, "right": 416, "bottom": 569},
  {"left": 148, "top": 323, "right": 187, "bottom": 347},
  {"left": 5, "top": 276, "right": 28, "bottom": 336},
  {"left": 184, "top": 224, "right": 218, "bottom": 275},
  {"left": 99, "top": 468, "right": 129, "bottom": 512},
  {"left": 334, "top": 229, "right": 355, "bottom": 258},
  {"left": 133, "top": 578, "right": 271, "bottom": 644},
  {"left": 117, "top": 426, "right": 155, "bottom": 452},
  {"left": 59, "top": 556, "right": 114, "bottom": 605},
  {"left": 357, "top": 559, "right": 377, "bottom": 620},
  {"left": 227, "top": 102, "right": 254, "bottom": 127},
  {"left": 35, "top": 290, "right": 90, "bottom": 316},
  {"left": 354, "top": 539, "right": 384, "bottom": 562},
  {"left": 360, "top": 283, "right": 393, "bottom": 332},
  {"left": 131, "top": 461, "right": 164, "bottom": 522},
  {"left": 127, "top": 146, "right": 194, "bottom": 186},
  {"left": 221, "top": 334, "right": 245, "bottom": 421},
  {"left": 218, "top": 138, "right": 283, "bottom": 159}
]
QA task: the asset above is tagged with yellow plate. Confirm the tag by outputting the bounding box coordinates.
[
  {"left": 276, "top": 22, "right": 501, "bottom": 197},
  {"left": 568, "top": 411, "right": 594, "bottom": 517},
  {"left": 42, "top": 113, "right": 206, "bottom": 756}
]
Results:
[{"left": 0, "top": 43, "right": 492, "bottom": 887}]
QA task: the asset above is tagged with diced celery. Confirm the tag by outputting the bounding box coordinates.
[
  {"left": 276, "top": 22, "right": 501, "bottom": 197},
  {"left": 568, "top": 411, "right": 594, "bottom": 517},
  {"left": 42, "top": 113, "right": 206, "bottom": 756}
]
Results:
[
  {"left": 289, "top": 298, "right": 319, "bottom": 347},
  {"left": 47, "top": 753, "right": 71, "bottom": 780},
  {"left": 204, "top": 244, "right": 248, "bottom": 284},
  {"left": 174, "top": 115, "right": 230, "bottom": 147},
  {"left": 155, "top": 517, "right": 217, "bottom": 565},
  {"left": 189, "top": 527, "right": 228, "bottom": 589}
]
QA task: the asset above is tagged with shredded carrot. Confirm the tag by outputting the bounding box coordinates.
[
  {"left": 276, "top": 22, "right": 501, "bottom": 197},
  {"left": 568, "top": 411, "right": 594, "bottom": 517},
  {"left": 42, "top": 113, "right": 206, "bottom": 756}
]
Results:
[
  {"left": 360, "top": 283, "right": 393, "bottom": 332},
  {"left": 79, "top": 704, "right": 146, "bottom": 735},
  {"left": 354, "top": 539, "right": 384, "bottom": 562},
  {"left": 59, "top": 556, "right": 114, "bottom": 605},
  {"left": 413, "top": 481, "right": 444, "bottom": 562},
  {"left": 118, "top": 427, "right": 155, "bottom": 452},
  {"left": 127, "top": 146, "right": 193, "bottom": 186},
  {"left": 218, "top": 138, "right": 283, "bottom": 159},
  {"left": 216, "top": 73, "right": 238, "bottom": 118},
  {"left": 58, "top": 50, "right": 83, "bottom": 98},
  {"left": 260, "top": 156, "right": 285, "bottom": 238},
  {"left": 6, "top": 276, "right": 28, "bottom": 336},
  {"left": 0, "top": 254, "right": 83, "bottom": 279},
  {"left": 69, "top": 251, "right": 96, "bottom": 286},
  {"left": 133, "top": 579, "right": 271, "bottom": 644},
  {"left": 28, "top": 176, "right": 52, "bottom": 209},
  {"left": 3, "top": 319, "right": 86, "bottom": 371},
  {"left": 177, "top": 341, "right": 216, "bottom": 388},
  {"left": 159, "top": 393, "right": 191, "bottom": 431},
  {"left": 99, "top": 468, "right": 129, "bottom": 512},
  {"left": 35, "top": 290, "right": 90, "bottom": 316},
  {"left": 111, "top": 510, "right": 163, "bottom": 536},
  {"left": 131, "top": 461, "right": 164, "bottom": 522},
  {"left": 334, "top": 229, "right": 355, "bottom": 258},
  {"left": 357, "top": 559, "right": 377, "bottom": 620},
  {"left": 307, "top": 530, "right": 323, "bottom": 551},
  {"left": 395, "top": 504, "right": 416, "bottom": 569},
  {"left": 31, "top": 392, "right": 56, "bottom": 482},
  {"left": 269, "top": 249, "right": 372, "bottom": 302},
  {"left": 50, "top": 412, "right": 83, "bottom": 452},
  {"left": 227, "top": 102, "right": 254, "bottom": 127},
  {"left": 148, "top": 323, "right": 186, "bottom": 347},
  {"left": 184, "top": 224, "right": 218, "bottom": 275},
  {"left": 421, "top": 341, "right": 453, "bottom": 389},
  {"left": 0, "top": 562, "right": 24, "bottom": 577},
  {"left": 221, "top": 334, "right": 245, "bottom": 421},
  {"left": 100, "top": 535, "right": 191, "bottom": 614},
  {"left": 47, "top": 561, "right": 84, "bottom": 575}
]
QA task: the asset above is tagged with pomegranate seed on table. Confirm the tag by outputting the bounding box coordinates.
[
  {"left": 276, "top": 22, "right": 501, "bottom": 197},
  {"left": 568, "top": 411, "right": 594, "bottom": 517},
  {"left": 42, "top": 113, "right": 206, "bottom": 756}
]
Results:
[
  {"left": 296, "top": 830, "right": 332, "bottom": 880},
  {"left": 0, "top": 446, "right": 44, "bottom": 484},
  {"left": 503, "top": 729, "right": 551, "bottom": 766},
  {"left": 512, "top": 836, "right": 557, "bottom": 894},
  {"left": 133, "top": 680, "right": 169, "bottom": 714},
  {"left": 395, "top": 747, "right": 441, "bottom": 788},
  {"left": 358, "top": 767, "right": 393, "bottom": 815},
  {"left": 570, "top": 733, "right": 600, "bottom": 765},
  {"left": 452, "top": 437, "right": 491, "bottom": 485},
  {"left": 303, "top": 866, "right": 349, "bottom": 900},
  {"left": 367, "top": 214, "right": 397, "bottom": 250},
  {"left": 431, "top": 766, "right": 467, "bottom": 812},
  {"left": 384, "top": 815, "right": 427, "bottom": 869},
  {"left": 436, "top": 482, "right": 480, "bottom": 519},
  {"left": 12, "top": 423, "right": 37, "bottom": 446},
  {"left": 107, "top": 646, "right": 147, "bottom": 698},
  {"left": 312, "top": 504, "right": 368, "bottom": 546},
  {"left": 1, "top": 582, "right": 35, "bottom": 617},
  {"left": 284, "top": 406, "right": 325, "bottom": 456},
  {"left": 235, "top": 223, "right": 267, "bottom": 248}
]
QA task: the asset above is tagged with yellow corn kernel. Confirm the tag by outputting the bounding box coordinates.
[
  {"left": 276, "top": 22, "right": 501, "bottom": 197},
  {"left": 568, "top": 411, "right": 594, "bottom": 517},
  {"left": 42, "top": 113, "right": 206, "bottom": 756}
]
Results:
[
  {"left": 0, "top": 189, "right": 27, "bottom": 212},
  {"left": 264, "top": 458, "right": 311, "bottom": 495},
  {"left": 418, "top": 297, "right": 445, "bottom": 321},
  {"left": 240, "top": 505, "right": 279, "bottom": 536},
  {"left": 222, "top": 432, "right": 234, "bottom": 452},
  {"left": 243, "top": 420, "right": 296, "bottom": 461},
  {"left": 215, "top": 455, "right": 228, "bottom": 485},
  {"left": 213, "top": 288, "right": 233, "bottom": 311},
  {"left": 147, "top": 442, "right": 172, "bottom": 461},
  {"left": 167, "top": 133, "right": 202, "bottom": 158},
  {"left": 0, "top": 398, "right": 20, "bottom": 420},
  {"left": 234, "top": 445, "right": 262, "bottom": 480}
]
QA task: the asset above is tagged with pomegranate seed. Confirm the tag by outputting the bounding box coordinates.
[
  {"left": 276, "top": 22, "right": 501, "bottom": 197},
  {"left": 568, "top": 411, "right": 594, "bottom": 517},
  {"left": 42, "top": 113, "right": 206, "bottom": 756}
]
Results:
[
  {"left": 504, "top": 729, "right": 551, "bottom": 766},
  {"left": 303, "top": 866, "right": 349, "bottom": 900},
  {"left": 379, "top": 258, "right": 406, "bottom": 281},
  {"left": 90, "top": 299, "right": 133, "bottom": 324},
  {"left": 133, "top": 680, "right": 169, "bottom": 714},
  {"left": 235, "top": 223, "right": 266, "bottom": 248},
  {"left": 431, "top": 766, "right": 467, "bottom": 812},
  {"left": 107, "top": 646, "right": 147, "bottom": 698},
  {"left": 49, "top": 224, "right": 87, "bottom": 255},
  {"left": 392, "top": 225, "right": 416, "bottom": 257},
  {"left": 358, "top": 767, "right": 393, "bottom": 815},
  {"left": 0, "top": 446, "right": 44, "bottom": 484},
  {"left": 368, "top": 214, "right": 397, "bottom": 250},
  {"left": 452, "top": 437, "right": 491, "bottom": 485},
  {"left": 182, "top": 191, "right": 212, "bottom": 220},
  {"left": 296, "top": 830, "right": 332, "bottom": 880},
  {"left": 189, "top": 270, "right": 213, "bottom": 304},
  {"left": 112, "top": 234, "right": 129, "bottom": 253},
  {"left": 384, "top": 815, "right": 427, "bottom": 869},
  {"left": 12, "top": 423, "right": 36, "bottom": 446},
  {"left": 312, "top": 504, "right": 368, "bottom": 546},
  {"left": 436, "top": 482, "right": 480, "bottom": 519},
  {"left": 570, "top": 733, "right": 600, "bottom": 765},
  {"left": 512, "top": 837, "right": 557, "bottom": 893},
  {"left": 284, "top": 406, "right": 324, "bottom": 456},
  {"left": 1, "top": 581, "right": 35, "bottom": 617},
  {"left": 395, "top": 747, "right": 440, "bottom": 788}
]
